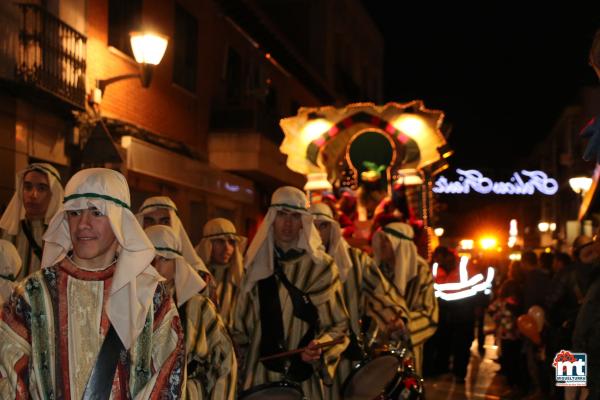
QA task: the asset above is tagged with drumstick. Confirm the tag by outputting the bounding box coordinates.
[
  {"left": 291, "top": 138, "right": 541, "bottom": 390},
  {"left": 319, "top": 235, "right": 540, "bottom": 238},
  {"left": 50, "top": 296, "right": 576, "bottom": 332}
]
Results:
[{"left": 259, "top": 337, "right": 345, "bottom": 362}]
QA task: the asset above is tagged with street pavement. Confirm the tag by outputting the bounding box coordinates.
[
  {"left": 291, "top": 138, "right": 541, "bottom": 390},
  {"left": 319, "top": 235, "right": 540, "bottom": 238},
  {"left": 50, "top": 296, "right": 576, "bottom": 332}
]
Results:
[{"left": 424, "top": 334, "right": 522, "bottom": 400}]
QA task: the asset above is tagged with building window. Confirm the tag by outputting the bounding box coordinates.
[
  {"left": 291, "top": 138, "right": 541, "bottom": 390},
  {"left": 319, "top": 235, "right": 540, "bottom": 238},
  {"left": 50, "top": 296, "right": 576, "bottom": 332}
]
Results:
[
  {"left": 224, "top": 46, "right": 243, "bottom": 103},
  {"left": 173, "top": 4, "right": 198, "bottom": 92},
  {"left": 108, "top": 0, "right": 142, "bottom": 57}
]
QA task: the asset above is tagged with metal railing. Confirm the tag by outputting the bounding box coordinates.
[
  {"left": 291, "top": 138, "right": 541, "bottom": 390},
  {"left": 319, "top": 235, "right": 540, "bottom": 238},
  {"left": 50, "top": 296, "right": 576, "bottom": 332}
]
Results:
[{"left": 16, "top": 3, "right": 87, "bottom": 108}]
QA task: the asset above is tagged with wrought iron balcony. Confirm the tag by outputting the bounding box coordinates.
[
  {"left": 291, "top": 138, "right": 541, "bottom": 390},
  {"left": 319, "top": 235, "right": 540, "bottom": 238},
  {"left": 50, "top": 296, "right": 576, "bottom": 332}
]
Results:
[{"left": 15, "top": 3, "right": 87, "bottom": 108}]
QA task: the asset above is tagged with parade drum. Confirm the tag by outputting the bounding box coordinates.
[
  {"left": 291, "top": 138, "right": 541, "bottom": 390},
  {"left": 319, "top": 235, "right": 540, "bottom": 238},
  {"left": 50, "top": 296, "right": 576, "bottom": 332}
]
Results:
[
  {"left": 341, "top": 350, "right": 404, "bottom": 400},
  {"left": 239, "top": 381, "right": 304, "bottom": 400}
]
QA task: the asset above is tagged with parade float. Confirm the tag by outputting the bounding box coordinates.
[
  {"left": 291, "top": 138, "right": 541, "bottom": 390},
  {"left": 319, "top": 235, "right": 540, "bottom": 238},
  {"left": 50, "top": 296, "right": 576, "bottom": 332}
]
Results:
[{"left": 279, "top": 101, "right": 452, "bottom": 257}]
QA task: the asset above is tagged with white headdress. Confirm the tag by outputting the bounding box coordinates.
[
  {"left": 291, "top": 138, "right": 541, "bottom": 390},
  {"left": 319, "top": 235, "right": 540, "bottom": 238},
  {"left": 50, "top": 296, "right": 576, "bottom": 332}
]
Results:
[
  {"left": 136, "top": 196, "right": 209, "bottom": 275},
  {"left": 0, "top": 239, "right": 22, "bottom": 303},
  {"left": 42, "top": 168, "right": 161, "bottom": 349},
  {"left": 243, "top": 186, "right": 326, "bottom": 292},
  {"left": 196, "top": 218, "right": 247, "bottom": 287},
  {"left": 309, "top": 202, "right": 353, "bottom": 282},
  {"left": 145, "top": 224, "right": 206, "bottom": 307},
  {"left": 0, "top": 163, "right": 64, "bottom": 235},
  {"left": 372, "top": 222, "right": 419, "bottom": 296}
]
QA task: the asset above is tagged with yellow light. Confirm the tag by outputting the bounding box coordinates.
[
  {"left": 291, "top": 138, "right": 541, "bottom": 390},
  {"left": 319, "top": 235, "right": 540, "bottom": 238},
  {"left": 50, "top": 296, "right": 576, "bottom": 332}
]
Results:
[
  {"left": 569, "top": 176, "right": 592, "bottom": 194},
  {"left": 480, "top": 236, "right": 498, "bottom": 250},
  {"left": 459, "top": 239, "right": 474, "bottom": 250},
  {"left": 509, "top": 252, "right": 522, "bottom": 261},
  {"left": 509, "top": 219, "right": 518, "bottom": 236},
  {"left": 301, "top": 118, "right": 332, "bottom": 146},
  {"left": 538, "top": 222, "right": 550, "bottom": 233},
  {"left": 304, "top": 172, "right": 332, "bottom": 191},
  {"left": 392, "top": 114, "right": 427, "bottom": 138},
  {"left": 545, "top": 247, "right": 552, "bottom": 253},
  {"left": 434, "top": 227, "right": 444, "bottom": 237},
  {"left": 130, "top": 32, "right": 169, "bottom": 65},
  {"left": 121, "top": 135, "right": 132, "bottom": 149}
]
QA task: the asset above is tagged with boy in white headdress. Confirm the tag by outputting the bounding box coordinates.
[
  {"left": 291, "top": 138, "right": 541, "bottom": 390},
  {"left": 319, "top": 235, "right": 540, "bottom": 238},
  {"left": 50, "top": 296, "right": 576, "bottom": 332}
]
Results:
[
  {"left": 196, "top": 218, "right": 247, "bottom": 326},
  {"left": 309, "top": 202, "right": 409, "bottom": 399},
  {"left": 0, "top": 163, "right": 63, "bottom": 279},
  {"left": 146, "top": 224, "right": 237, "bottom": 400},
  {"left": 372, "top": 222, "right": 438, "bottom": 375},
  {"left": 0, "top": 168, "right": 185, "bottom": 399},
  {"left": 0, "top": 239, "right": 22, "bottom": 304},
  {"left": 137, "top": 197, "right": 214, "bottom": 290},
  {"left": 232, "top": 186, "right": 349, "bottom": 400}
]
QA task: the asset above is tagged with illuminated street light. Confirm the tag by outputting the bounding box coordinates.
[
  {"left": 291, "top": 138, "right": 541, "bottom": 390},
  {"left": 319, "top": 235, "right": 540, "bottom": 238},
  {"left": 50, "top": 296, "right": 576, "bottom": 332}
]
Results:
[
  {"left": 538, "top": 222, "right": 550, "bottom": 233},
  {"left": 434, "top": 227, "right": 444, "bottom": 237},
  {"left": 480, "top": 236, "right": 498, "bottom": 250},
  {"left": 569, "top": 177, "right": 593, "bottom": 195},
  {"left": 459, "top": 239, "right": 474, "bottom": 250},
  {"left": 91, "top": 31, "right": 169, "bottom": 103},
  {"left": 550, "top": 222, "right": 557, "bottom": 232},
  {"left": 130, "top": 32, "right": 169, "bottom": 66}
]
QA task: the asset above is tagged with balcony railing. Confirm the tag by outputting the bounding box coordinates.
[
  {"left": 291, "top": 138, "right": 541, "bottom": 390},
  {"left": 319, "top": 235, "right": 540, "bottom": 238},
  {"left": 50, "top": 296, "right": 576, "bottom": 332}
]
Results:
[{"left": 16, "top": 3, "right": 87, "bottom": 108}]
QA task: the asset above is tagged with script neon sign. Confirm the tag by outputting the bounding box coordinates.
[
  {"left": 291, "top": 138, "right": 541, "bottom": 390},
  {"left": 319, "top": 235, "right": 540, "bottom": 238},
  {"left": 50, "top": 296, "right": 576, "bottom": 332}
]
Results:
[{"left": 433, "top": 169, "right": 559, "bottom": 196}]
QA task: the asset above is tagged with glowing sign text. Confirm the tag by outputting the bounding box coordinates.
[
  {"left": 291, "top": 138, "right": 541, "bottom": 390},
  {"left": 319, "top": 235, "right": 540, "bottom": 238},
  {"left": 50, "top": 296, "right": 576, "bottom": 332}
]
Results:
[{"left": 433, "top": 169, "right": 558, "bottom": 196}]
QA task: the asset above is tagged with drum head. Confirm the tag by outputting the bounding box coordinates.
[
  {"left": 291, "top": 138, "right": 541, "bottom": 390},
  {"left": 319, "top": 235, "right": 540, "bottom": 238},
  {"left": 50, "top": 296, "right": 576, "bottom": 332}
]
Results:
[
  {"left": 342, "top": 354, "right": 402, "bottom": 400},
  {"left": 239, "top": 381, "right": 304, "bottom": 400}
]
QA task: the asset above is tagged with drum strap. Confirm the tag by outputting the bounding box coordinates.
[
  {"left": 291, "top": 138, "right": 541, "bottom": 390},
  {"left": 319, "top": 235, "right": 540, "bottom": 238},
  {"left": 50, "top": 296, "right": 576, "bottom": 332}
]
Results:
[{"left": 257, "top": 250, "right": 319, "bottom": 382}]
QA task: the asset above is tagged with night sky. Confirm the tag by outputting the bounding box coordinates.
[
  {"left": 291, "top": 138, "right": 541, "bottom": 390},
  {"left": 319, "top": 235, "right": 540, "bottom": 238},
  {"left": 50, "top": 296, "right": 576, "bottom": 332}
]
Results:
[
  {"left": 362, "top": 2, "right": 600, "bottom": 169},
  {"left": 362, "top": 3, "right": 600, "bottom": 240}
]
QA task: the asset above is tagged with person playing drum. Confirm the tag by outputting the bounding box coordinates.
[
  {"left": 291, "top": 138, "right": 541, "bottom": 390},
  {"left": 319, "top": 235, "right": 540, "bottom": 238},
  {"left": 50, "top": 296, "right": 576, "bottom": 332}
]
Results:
[
  {"left": 372, "top": 222, "right": 439, "bottom": 375},
  {"left": 232, "top": 186, "right": 350, "bottom": 400},
  {"left": 309, "top": 202, "right": 410, "bottom": 399}
]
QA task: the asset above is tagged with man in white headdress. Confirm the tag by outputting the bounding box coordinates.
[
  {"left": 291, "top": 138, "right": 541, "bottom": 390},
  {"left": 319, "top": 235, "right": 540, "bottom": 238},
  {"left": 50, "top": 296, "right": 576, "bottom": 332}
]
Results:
[
  {"left": 0, "top": 163, "right": 63, "bottom": 279},
  {"left": 146, "top": 224, "right": 237, "bottom": 400},
  {"left": 137, "top": 197, "right": 209, "bottom": 274},
  {"left": 372, "top": 222, "right": 438, "bottom": 375},
  {"left": 196, "top": 218, "right": 246, "bottom": 326},
  {"left": 0, "top": 168, "right": 185, "bottom": 399},
  {"left": 309, "top": 202, "right": 409, "bottom": 399},
  {"left": 232, "top": 186, "right": 349, "bottom": 400},
  {"left": 0, "top": 239, "right": 22, "bottom": 304}
]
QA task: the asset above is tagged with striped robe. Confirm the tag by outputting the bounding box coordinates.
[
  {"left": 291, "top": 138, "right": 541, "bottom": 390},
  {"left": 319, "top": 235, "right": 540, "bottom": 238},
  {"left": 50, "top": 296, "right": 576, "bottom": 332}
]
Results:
[
  {"left": 182, "top": 294, "right": 237, "bottom": 400},
  {"left": 327, "top": 247, "right": 410, "bottom": 400},
  {"left": 402, "top": 257, "right": 439, "bottom": 374},
  {"left": 206, "top": 262, "right": 239, "bottom": 328},
  {"left": 326, "top": 247, "right": 409, "bottom": 399},
  {"left": 1, "top": 220, "right": 46, "bottom": 280},
  {"left": 0, "top": 260, "right": 185, "bottom": 399},
  {"left": 232, "top": 252, "right": 349, "bottom": 400}
]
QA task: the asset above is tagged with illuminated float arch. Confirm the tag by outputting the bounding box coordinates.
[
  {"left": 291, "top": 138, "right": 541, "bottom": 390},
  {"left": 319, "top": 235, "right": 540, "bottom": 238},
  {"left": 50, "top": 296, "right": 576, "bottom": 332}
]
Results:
[{"left": 279, "top": 101, "right": 450, "bottom": 189}]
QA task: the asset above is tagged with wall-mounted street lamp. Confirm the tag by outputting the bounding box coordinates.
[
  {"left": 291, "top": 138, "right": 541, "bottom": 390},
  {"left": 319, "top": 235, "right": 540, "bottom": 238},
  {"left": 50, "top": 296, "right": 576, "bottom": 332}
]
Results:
[
  {"left": 90, "top": 31, "right": 169, "bottom": 104},
  {"left": 434, "top": 227, "right": 444, "bottom": 237},
  {"left": 569, "top": 176, "right": 593, "bottom": 195}
]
